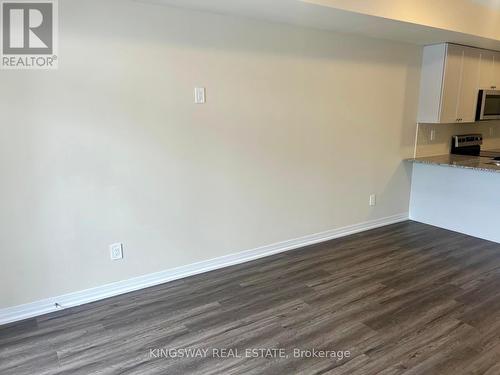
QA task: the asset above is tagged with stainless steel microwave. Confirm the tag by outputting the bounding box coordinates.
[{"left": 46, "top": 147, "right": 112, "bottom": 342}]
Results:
[{"left": 477, "top": 90, "right": 500, "bottom": 120}]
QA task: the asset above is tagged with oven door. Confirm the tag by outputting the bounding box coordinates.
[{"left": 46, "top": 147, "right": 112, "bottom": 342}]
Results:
[{"left": 478, "top": 90, "right": 500, "bottom": 120}]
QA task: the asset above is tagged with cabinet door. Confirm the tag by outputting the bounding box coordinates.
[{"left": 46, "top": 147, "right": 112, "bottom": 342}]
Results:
[
  {"left": 440, "top": 44, "right": 463, "bottom": 123},
  {"left": 493, "top": 51, "right": 500, "bottom": 89},
  {"left": 457, "top": 47, "right": 481, "bottom": 123},
  {"left": 479, "top": 50, "right": 495, "bottom": 89}
]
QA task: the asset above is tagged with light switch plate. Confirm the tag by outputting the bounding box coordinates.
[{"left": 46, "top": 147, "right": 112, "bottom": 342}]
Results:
[{"left": 194, "top": 87, "right": 206, "bottom": 104}]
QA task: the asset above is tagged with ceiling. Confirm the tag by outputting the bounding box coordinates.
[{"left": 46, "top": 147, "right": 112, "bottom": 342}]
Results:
[{"left": 136, "top": 0, "right": 500, "bottom": 50}]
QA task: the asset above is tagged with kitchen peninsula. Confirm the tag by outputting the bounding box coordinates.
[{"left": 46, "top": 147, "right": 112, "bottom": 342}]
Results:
[{"left": 408, "top": 153, "right": 500, "bottom": 243}]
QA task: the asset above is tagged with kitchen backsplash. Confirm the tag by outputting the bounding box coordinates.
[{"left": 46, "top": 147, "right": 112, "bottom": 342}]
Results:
[{"left": 415, "top": 121, "right": 500, "bottom": 157}]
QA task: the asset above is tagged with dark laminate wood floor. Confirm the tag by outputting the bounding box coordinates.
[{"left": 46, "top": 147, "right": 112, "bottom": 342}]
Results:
[{"left": 2, "top": 221, "right": 500, "bottom": 374}]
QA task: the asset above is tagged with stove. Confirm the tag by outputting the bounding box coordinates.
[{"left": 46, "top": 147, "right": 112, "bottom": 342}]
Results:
[{"left": 451, "top": 134, "right": 483, "bottom": 156}]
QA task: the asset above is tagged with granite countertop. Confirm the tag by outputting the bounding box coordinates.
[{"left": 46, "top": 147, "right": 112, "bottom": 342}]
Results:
[{"left": 407, "top": 153, "right": 500, "bottom": 173}]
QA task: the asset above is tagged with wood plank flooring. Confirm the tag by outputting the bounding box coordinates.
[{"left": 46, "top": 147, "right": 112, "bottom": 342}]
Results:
[{"left": 2, "top": 221, "right": 500, "bottom": 374}]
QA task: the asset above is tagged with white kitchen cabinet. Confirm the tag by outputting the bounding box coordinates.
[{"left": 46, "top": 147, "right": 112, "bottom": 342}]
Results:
[
  {"left": 479, "top": 50, "right": 495, "bottom": 89},
  {"left": 479, "top": 50, "right": 500, "bottom": 90},
  {"left": 458, "top": 47, "right": 481, "bottom": 123},
  {"left": 418, "top": 43, "right": 481, "bottom": 124},
  {"left": 493, "top": 51, "right": 500, "bottom": 89},
  {"left": 439, "top": 44, "right": 463, "bottom": 124}
]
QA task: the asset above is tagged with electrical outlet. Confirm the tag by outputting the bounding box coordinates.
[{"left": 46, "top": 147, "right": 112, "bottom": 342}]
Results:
[
  {"left": 110, "top": 243, "right": 123, "bottom": 260},
  {"left": 430, "top": 129, "right": 436, "bottom": 141},
  {"left": 369, "top": 194, "right": 377, "bottom": 207},
  {"left": 194, "top": 87, "right": 206, "bottom": 104}
]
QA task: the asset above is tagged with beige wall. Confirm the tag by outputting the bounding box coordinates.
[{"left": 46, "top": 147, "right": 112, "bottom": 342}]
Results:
[{"left": 0, "top": 0, "right": 421, "bottom": 308}]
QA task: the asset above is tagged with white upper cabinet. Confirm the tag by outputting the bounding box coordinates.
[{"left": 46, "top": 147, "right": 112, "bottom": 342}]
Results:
[
  {"left": 493, "top": 52, "right": 500, "bottom": 89},
  {"left": 439, "top": 44, "right": 463, "bottom": 124},
  {"left": 418, "top": 43, "right": 481, "bottom": 124},
  {"left": 458, "top": 47, "right": 481, "bottom": 123},
  {"left": 479, "top": 50, "right": 495, "bottom": 89},
  {"left": 478, "top": 50, "right": 500, "bottom": 90}
]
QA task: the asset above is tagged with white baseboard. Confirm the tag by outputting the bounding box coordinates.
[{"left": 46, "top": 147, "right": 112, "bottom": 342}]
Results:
[{"left": 0, "top": 213, "right": 408, "bottom": 325}]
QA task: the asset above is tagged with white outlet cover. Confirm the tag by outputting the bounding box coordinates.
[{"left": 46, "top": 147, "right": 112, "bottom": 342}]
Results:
[
  {"left": 110, "top": 243, "right": 123, "bottom": 260},
  {"left": 369, "top": 194, "right": 377, "bottom": 206},
  {"left": 194, "top": 87, "right": 206, "bottom": 104}
]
